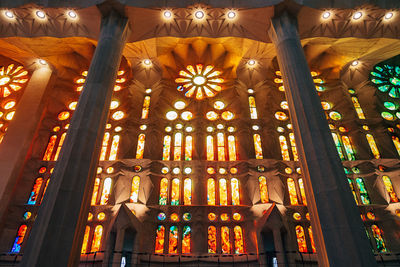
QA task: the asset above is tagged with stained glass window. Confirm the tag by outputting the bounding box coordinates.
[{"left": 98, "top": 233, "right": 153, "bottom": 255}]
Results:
[
  {"left": 174, "top": 133, "right": 182, "bottom": 161},
  {"left": 382, "top": 175, "right": 398, "bottom": 203},
  {"left": 91, "top": 178, "right": 100, "bottom": 205},
  {"left": 342, "top": 136, "right": 356, "bottom": 161},
  {"left": 43, "top": 135, "right": 57, "bottom": 161},
  {"left": 100, "top": 132, "right": 110, "bottom": 160},
  {"left": 155, "top": 225, "right": 165, "bottom": 253},
  {"left": 231, "top": 178, "right": 240, "bottom": 205},
  {"left": 54, "top": 132, "right": 66, "bottom": 161},
  {"left": 168, "top": 226, "right": 178, "bottom": 254},
  {"left": 348, "top": 179, "right": 359, "bottom": 205},
  {"left": 366, "top": 134, "right": 380, "bottom": 159},
  {"left": 207, "top": 178, "right": 216, "bottom": 205},
  {"left": 130, "top": 176, "right": 140, "bottom": 203},
  {"left": 221, "top": 226, "right": 231, "bottom": 254},
  {"left": 356, "top": 178, "right": 370, "bottom": 205},
  {"left": 39, "top": 179, "right": 50, "bottom": 204},
  {"left": 171, "top": 178, "right": 180, "bottom": 205},
  {"left": 295, "top": 225, "right": 308, "bottom": 253},
  {"left": 279, "top": 136, "right": 290, "bottom": 161},
  {"left": 90, "top": 225, "right": 103, "bottom": 252},
  {"left": 182, "top": 226, "right": 191, "bottom": 253},
  {"left": 208, "top": 226, "right": 217, "bottom": 253},
  {"left": 217, "top": 133, "right": 226, "bottom": 161},
  {"left": 136, "top": 134, "right": 145, "bottom": 159},
  {"left": 392, "top": 136, "right": 400, "bottom": 156},
  {"left": 219, "top": 179, "right": 228, "bottom": 205},
  {"left": 371, "top": 225, "right": 387, "bottom": 252},
  {"left": 27, "top": 178, "right": 43, "bottom": 205},
  {"left": 228, "top": 135, "right": 237, "bottom": 161},
  {"left": 159, "top": 178, "right": 168, "bottom": 205},
  {"left": 248, "top": 96, "right": 258, "bottom": 119},
  {"left": 351, "top": 96, "right": 366, "bottom": 119},
  {"left": 109, "top": 135, "right": 120, "bottom": 160},
  {"left": 259, "top": 176, "right": 269, "bottom": 203},
  {"left": 185, "top": 135, "right": 193, "bottom": 161},
  {"left": 370, "top": 64, "right": 400, "bottom": 98},
  {"left": 308, "top": 226, "right": 316, "bottom": 253},
  {"left": 81, "top": 226, "right": 90, "bottom": 254},
  {"left": 331, "top": 133, "right": 345, "bottom": 160},
  {"left": 100, "top": 178, "right": 112, "bottom": 205},
  {"left": 141, "top": 96, "right": 150, "bottom": 119},
  {"left": 162, "top": 135, "right": 171, "bottom": 160},
  {"left": 184, "top": 178, "right": 192, "bottom": 205},
  {"left": 288, "top": 133, "right": 298, "bottom": 161},
  {"left": 234, "top": 226, "right": 244, "bottom": 254},
  {"left": 206, "top": 136, "right": 214, "bottom": 161},
  {"left": 10, "top": 225, "right": 27, "bottom": 253},
  {"left": 287, "top": 178, "right": 299, "bottom": 205},
  {"left": 253, "top": 134, "right": 263, "bottom": 159},
  {"left": 298, "top": 178, "right": 307, "bottom": 205}
]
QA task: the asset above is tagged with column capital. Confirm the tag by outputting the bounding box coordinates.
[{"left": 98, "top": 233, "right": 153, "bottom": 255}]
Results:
[
  {"left": 97, "top": 0, "right": 127, "bottom": 18},
  {"left": 268, "top": 12, "right": 299, "bottom": 46}
]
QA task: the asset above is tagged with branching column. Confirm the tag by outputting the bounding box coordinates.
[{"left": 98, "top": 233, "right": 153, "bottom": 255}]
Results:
[
  {"left": 268, "top": 12, "right": 377, "bottom": 266},
  {"left": 20, "top": 11, "right": 129, "bottom": 267}
]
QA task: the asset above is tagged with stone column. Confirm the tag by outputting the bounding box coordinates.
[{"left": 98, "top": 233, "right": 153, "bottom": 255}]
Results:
[
  {"left": 268, "top": 12, "right": 377, "bottom": 266},
  {"left": 272, "top": 228, "right": 286, "bottom": 267},
  {"left": 20, "top": 10, "right": 129, "bottom": 267}
]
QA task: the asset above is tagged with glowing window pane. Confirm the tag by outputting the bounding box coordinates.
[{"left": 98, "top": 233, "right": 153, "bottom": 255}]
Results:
[
  {"left": 90, "top": 225, "right": 103, "bottom": 252},
  {"left": 289, "top": 133, "right": 298, "bottom": 161},
  {"left": 371, "top": 225, "right": 387, "bottom": 252},
  {"left": 392, "top": 136, "right": 400, "bottom": 156},
  {"left": 173, "top": 133, "right": 182, "bottom": 161},
  {"left": 130, "top": 176, "right": 140, "bottom": 203},
  {"left": 348, "top": 179, "right": 359, "bottom": 205},
  {"left": 181, "top": 111, "right": 193, "bottom": 121},
  {"left": 275, "top": 111, "right": 288, "bottom": 120},
  {"left": 54, "top": 132, "right": 66, "bottom": 161},
  {"left": 308, "top": 226, "right": 316, "bottom": 253},
  {"left": 253, "top": 134, "right": 263, "bottom": 159},
  {"left": 231, "top": 178, "right": 240, "bottom": 205},
  {"left": 81, "top": 226, "right": 90, "bottom": 254},
  {"left": 100, "top": 178, "right": 112, "bottom": 205},
  {"left": 382, "top": 175, "right": 398, "bottom": 203},
  {"left": 58, "top": 111, "right": 70, "bottom": 121},
  {"left": 219, "top": 179, "right": 228, "bottom": 205},
  {"left": 162, "top": 135, "right": 171, "bottom": 161},
  {"left": 136, "top": 134, "right": 145, "bottom": 159},
  {"left": 342, "top": 136, "right": 356, "bottom": 161},
  {"left": 217, "top": 132, "right": 225, "bottom": 161},
  {"left": 351, "top": 97, "right": 366, "bottom": 119},
  {"left": 331, "top": 133, "right": 345, "bottom": 160},
  {"left": 356, "top": 178, "right": 370, "bottom": 205},
  {"left": 259, "top": 176, "right": 268, "bottom": 203},
  {"left": 221, "top": 226, "right": 231, "bottom": 254},
  {"left": 208, "top": 226, "right": 217, "bottom": 253},
  {"left": 298, "top": 178, "right": 307, "bottom": 205},
  {"left": 287, "top": 178, "right": 298, "bottom": 205},
  {"left": 366, "top": 134, "right": 380, "bottom": 159},
  {"left": 174, "top": 101, "right": 186, "bottom": 110},
  {"left": 207, "top": 178, "right": 216, "bottom": 205},
  {"left": 206, "top": 111, "right": 218, "bottom": 121},
  {"left": 166, "top": 111, "right": 178, "bottom": 120},
  {"left": 159, "top": 178, "right": 168, "bottom": 205},
  {"left": 182, "top": 226, "right": 191, "bottom": 253},
  {"left": 185, "top": 135, "right": 193, "bottom": 161},
  {"left": 329, "top": 111, "right": 342, "bottom": 120},
  {"left": 171, "top": 178, "right": 180, "bottom": 205},
  {"left": 206, "top": 136, "right": 214, "bottom": 161},
  {"left": 100, "top": 132, "right": 110, "bottom": 161},
  {"left": 279, "top": 136, "right": 290, "bottom": 161},
  {"left": 168, "top": 226, "right": 178, "bottom": 254},
  {"left": 234, "top": 226, "right": 244, "bottom": 254},
  {"left": 221, "top": 111, "right": 234, "bottom": 121},
  {"left": 91, "top": 178, "right": 100, "bottom": 205},
  {"left": 228, "top": 135, "right": 237, "bottom": 161},
  {"left": 27, "top": 178, "right": 43, "bottom": 205},
  {"left": 39, "top": 179, "right": 49, "bottom": 204},
  {"left": 295, "top": 225, "right": 308, "bottom": 253},
  {"left": 214, "top": 101, "right": 225, "bottom": 110},
  {"left": 112, "top": 111, "right": 124, "bottom": 120},
  {"left": 155, "top": 225, "right": 165, "bottom": 253},
  {"left": 43, "top": 135, "right": 57, "bottom": 161},
  {"left": 249, "top": 96, "right": 258, "bottom": 119},
  {"left": 141, "top": 96, "right": 150, "bottom": 119},
  {"left": 10, "top": 225, "right": 27, "bottom": 253},
  {"left": 108, "top": 135, "right": 120, "bottom": 160},
  {"left": 184, "top": 178, "right": 192, "bottom": 205}
]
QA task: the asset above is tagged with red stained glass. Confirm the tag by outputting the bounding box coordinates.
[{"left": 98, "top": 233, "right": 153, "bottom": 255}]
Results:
[
  {"left": 43, "top": 135, "right": 57, "bottom": 161},
  {"left": 90, "top": 225, "right": 103, "bottom": 252},
  {"left": 295, "top": 225, "right": 307, "bottom": 253},
  {"left": 208, "top": 226, "right": 217, "bottom": 253},
  {"left": 234, "top": 226, "right": 244, "bottom": 254},
  {"left": 155, "top": 225, "right": 165, "bottom": 253},
  {"left": 168, "top": 226, "right": 178, "bottom": 254},
  {"left": 221, "top": 226, "right": 231, "bottom": 254}
]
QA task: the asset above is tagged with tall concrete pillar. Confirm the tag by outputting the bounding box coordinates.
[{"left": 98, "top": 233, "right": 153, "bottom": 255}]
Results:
[
  {"left": 20, "top": 10, "right": 129, "bottom": 267},
  {"left": 268, "top": 12, "right": 377, "bottom": 267}
]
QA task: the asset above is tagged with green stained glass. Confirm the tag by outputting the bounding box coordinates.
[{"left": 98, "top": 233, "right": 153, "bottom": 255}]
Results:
[
  {"left": 183, "top": 213, "right": 191, "bottom": 221},
  {"left": 331, "top": 133, "right": 345, "bottom": 160},
  {"left": 384, "top": 101, "right": 397, "bottom": 110},
  {"left": 389, "top": 88, "right": 400, "bottom": 98},
  {"left": 381, "top": 111, "right": 394, "bottom": 121},
  {"left": 352, "top": 167, "right": 360, "bottom": 174},
  {"left": 396, "top": 66, "right": 400, "bottom": 75},
  {"left": 371, "top": 71, "right": 384, "bottom": 78},
  {"left": 378, "top": 85, "right": 390, "bottom": 92},
  {"left": 316, "top": 86, "right": 325, "bottom": 92},
  {"left": 371, "top": 78, "right": 384, "bottom": 84},
  {"left": 371, "top": 64, "right": 400, "bottom": 99},
  {"left": 390, "top": 77, "right": 400, "bottom": 86},
  {"left": 329, "top": 111, "right": 342, "bottom": 120},
  {"left": 348, "top": 88, "right": 355, "bottom": 94},
  {"left": 356, "top": 178, "right": 370, "bottom": 205},
  {"left": 396, "top": 112, "right": 400, "bottom": 119},
  {"left": 375, "top": 66, "right": 383, "bottom": 72},
  {"left": 344, "top": 167, "right": 349, "bottom": 174}
]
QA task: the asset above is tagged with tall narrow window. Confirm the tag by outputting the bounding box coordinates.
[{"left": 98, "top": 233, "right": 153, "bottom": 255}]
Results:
[
  {"left": 39, "top": 179, "right": 50, "bottom": 204},
  {"left": 27, "top": 178, "right": 43, "bottom": 205},
  {"left": 217, "top": 133, "right": 225, "bottom": 161},
  {"left": 295, "top": 225, "right": 308, "bottom": 253},
  {"left": 356, "top": 178, "right": 370, "bottom": 205},
  {"left": 228, "top": 135, "right": 237, "bottom": 161},
  {"left": 130, "top": 176, "right": 140, "bottom": 203},
  {"left": 253, "top": 134, "right": 263, "bottom": 159},
  {"left": 159, "top": 178, "right": 169, "bottom": 205},
  {"left": 208, "top": 226, "right": 217, "bottom": 253},
  {"left": 171, "top": 178, "right": 180, "bottom": 205},
  {"left": 366, "top": 134, "right": 380, "bottom": 159},
  {"left": 288, "top": 133, "right": 298, "bottom": 161},
  {"left": 136, "top": 134, "right": 145, "bottom": 159},
  {"left": 298, "top": 178, "right": 307, "bottom": 205},
  {"left": 348, "top": 179, "right": 359, "bottom": 205},
  {"left": 207, "top": 178, "right": 216, "bottom": 205},
  {"left": 279, "top": 136, "right": 290, "bottom": 161},
  {"left": 168, "top": 226, "right": 178, "bottom": 254},
  {"left": 308, "top": 226, "right": 316, "bottom": 253},
  {"left": 155, "top": 225, "right": 165, "bottom": 253},
  {"left": 231, "top": 178, "right": 240, "bottom": 205},
  {"left": 392, "top": 136, "right": 400, "bottom": 156},
  {"left": 182, "top": 226, "right": 191, "bottom": 253},
  {"left": 351, "top": 96, "right": 366, "bottom": 119},
  {"left": 108, "top": 135, "right": 120, "bottom": 160},
  {"left": 342, "top": 136, "right": 356, "bottom": 160},
  {"left": 10, "top": 225, "right": 27, "bottom": 253},
  {"left": 248, "top": 96, "right": 258, "bottom": 119},
  {"left": 206, "top": 136, "right": 214, "bottom": 160},
  {"left": 382, "top": 175, "right": 398, "bottom": 203},
  {"left": 43, "top": 135, "right": 57, "bottom": 161},
  {"left": 234, "top": 226, "right": 244, "bottom": 254},
  {"left": 174, "top": 133, "right": 182, "bottom": 161},
  {"left": 100, "top": 132, "right": 110, "bottom": 160},
  {"left": 184, "top": 178, "right": 192, "bottom": 205},
  {"left": 219, "top": 179, "right": 228, "bottom": 205},
  {"left": 100, "top": 178, "right": 112, "bottom": 205},
  {"left": 54, "top": 132, "right": 66, "bottom": 161},
  {"left": 141, "top": 96, "right": 150, "bottom": 119},
  {"left": 371, "top": 225, "right": 387, "bottom": 253},
  {"left": 90, "top": 225, "right": 103, "bottom": 252},
  {"left": 331, "top": 133, "right": 345, "bottom": 160},
  {"left": 185, "top": 135, "right": 193, "bottom": 161},
  {"left": 259, "top": 176, "right": 269, "bottom": 203},
  {"left": 91, "top": 178, "right": 101, "bottom": 205},
  {"left": 287, "top": 178, "right": 298, "bottom": 205},
  {"left": 81, "top": 226, "right": 90, "bottom": 254},
  {"left": 162, "top": 135, "right": 171, "bottom": 160},
  {"left": 221, "top": 226, "right": 231, "bottom": 254}
]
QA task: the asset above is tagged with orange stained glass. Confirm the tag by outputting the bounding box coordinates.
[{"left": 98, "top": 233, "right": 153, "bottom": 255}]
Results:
[
  {"left": 234, "top": 226, "right": 244, "bottom": 254},
  {"left": 100, "top": 132, "right": 110, "bottom": 160},
  {"left": 371, "top": 224, "right": 387, "bottom": 252},
  {"left": 279, "top": 136, "right": 290, "bottom": 161},
  {"left": 155, "top": 225, "right": 165, "bottom": 253},
  {"left": 295, "top": 225, "right": 308, "bottom": 253},
  {"left": 90, "top": 225, "right": 103, "bottom": 252},
  {"left": 58, "top": 111, "right": 70, "bottom": 121},
  {"left": 221, "top": 111, "right": 234, "bottom": 120},
  {"left": 39, "top": 178, "right": 50, "bottom": 204},
  {"left": 253, "top": 134, "right": 263, "bottom": 159},
  {"left": 206, "top": 111, "right": 219, "bottom": 121},
  {"left": 130, "top": 176, "right": 140, "bottom": 203},
  {"left": 182, "top": 226, "right": 191, "bottom": 253},
  {"left": 162, "top": 135, "right": 171, "bottom": 160},
  {"left": 100, "top": 178, "right": 112, "bottom": 205},
  {"left": 351, "top": 96, "right": 366, "bottom": 119},
  {"left": 43, "top": 135, "right": 57, "bottom": 161},
  {"left": 366, "top": 134, "right": 380, "bottom": 159},
  {"left": 289, "top": 133, "right": 298, "bottom": 161},
  {"left": 168, "top": 226, "right": 178, "bottom": 254},
  {"left": 27, "top": 178, "right": 43, "bottom": 205},
  {"left": 219, "top": 179, "right": 228, "bottom": 205},
  {"left": 248, "top": 96, "right": 258, "bottom": 119},
  {"left": 259, "top": 176, "right": 269, "bottom": 203},
  {"left": 108, "top": 135, "right": 120, "bottom": 160},
  {"left": 171, "top": 178, "right": 180, "bottom": 205},
  {"left": 184, "top": 178, "right": 192, "bottom": 205},
  {"left": 174, "top": 132, "right": 182, "bottom": 161},
  {"left": 217, "top": 132, "right": 226, "bottom": 161},
  {"left": 81, "top": 226, "right": 90, "bottom": 254},
  {"left": 54, "top": 132, "right": 66, "bottom": 161},
  {"left": 207, "top": 178, "right": 216, "bottom": 205},
  {"left": 231, "top": 178, "right": 240, "bottom": 205},
  {"left": 206, "top": 136, "right": 214, "bottom": 160},
  {"left": 392, "top": 136, "right": 400, "bottom": 156},
  {"left": 91, "top": 178, "right": 100, "bottom": 205},
  {"left": 298, "top": 178, "right": 307, "bottom": 205},
  {"left": 308, "top": 226, "right": 316, "bottom": 253},
  {"left": 208, "top": 226, "right": 217, "bottom": 253},
  {"left": 221, "top": 226, "right": 231, "bottom": 254},
  {"left": 342, "top": 136, "right": 356, "bottom": 161},
  {"left": 10, "top": 225, "right": 27, "bottom": 253},
  {"left": 136, "top": 134, "right": 145, "bottom": 159},
  {"left": 141, "top": 96, "right": 150, "bottom": 119},
  {"left": 287, "top": 178, "right": 299, "bottom": 205},
  {"left": 159, "top": 178, "right": 168, "bottom": 205},
  {"left": 228, "top": 135, "right": 237, "bottom": 161},
  {"left": 382, "top": 175, "right": 398, "bottom": 203},
  {"left": 185, "top": 135, "right": 193, "bottom": 161}
]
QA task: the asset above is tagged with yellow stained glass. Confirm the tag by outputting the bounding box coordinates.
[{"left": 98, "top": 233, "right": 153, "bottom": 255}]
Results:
[
  {"left": 168, "top": 226, "right": 178, "bottom": 254},
  {"left": 392, "top": 136, "right": 400, "bottom": 156},
  {"left": 279, "top": 136, "right": 290, "bottom": 161},
  {"left": 155, "top": 225, "right": 165, "bottom": 253},
  {"left": 185, "top": 135, "right": 193, "bottom": 161},
  {"left": 90, "top": 225, "right": 103, "bottom": 252},
  {"left": 184, "top": 178, "right": 192, "bottom": 205},
  {"left": 159, "top": 178, "right": 168, "bottom": 205},
  {"left": 221, "top": 111, "right": 234, "bottom": 121},
  {"left": 228, "top": 135, "right": 237, "bottom": 161},
  {"left": 342, "top": 136, "right": 356, "bottom": 161},
  {"left": 295, "top": 225, "right": 307, "bottom": 253},
  {"left": 100, "top": 132, "right": 110, "bottom": 161},
  {"left": 371, "top": 224, "right": 387, "bottom": 253},
  {"left": 289, "top": 133, "right": 298, "bottom": 161},
  {"left": 171, "top": 178, "right": 180, "bottom": 205},
  {"left": 366, "top": 134, "right": 380, "bottom": 159},
  {"left": 231, "top": 178, "right": 240, "bottom": 205},
  {"left": 259, "top": 176, "right": 268, "bottom": 203},
  {"left": 3, "top": 100, "right": 15, "bottom": 109},
  {"left": 208, "top": 226, "right": 217, "bottom": 253},
  {"left": 58, "top": 111, "right": 70, "bottom": 121},
  {"left": 91, "top": 178, "right": 100, "bottom": 205},
  {"left": 136, "top": 134, "right": 145, "bottom": 159},
  {"left": 206, "top": 136, "right": 214, "bottom": 161},
  {"left": 308, "top": 226, "right": 316, "bottom": 253},
  {"left": 219, "top": 179, "right": 228, "bottom": 205},
  {"left": 162, "top": 135, "right": 171, "bottom": 161},
  {"left": 54, "top": 132, "right": 66, "bottom": 161},
  {"left": 182, "top": 226, "right": 191, "bottom": 253},
  {"left": 130, "top": 176, "right": 140, "bottom": 203},
  {"left": 214, "top": 101, "right": 225, "bottom": 110},
  {"left": 351, "top": 96, "right": 366, "bottom": 119},
  {"left": 298, "top": 178, "right": 307, "bottom": 205},
  {"left": 181, "top": 111, "right": 193, "bottom": 121},
  {"left": 234, "top": 226, "right": 244, "bottom": 254},
  {"left": 217, "top": 133, "right": 225, "bottom": 161},
  {"left": 141, "top": 96, "right": 150, "bottom": 119},
  {"left": 100, "top": 178, "right": 112, "bottom": 205},
  {"left": 287, "top": 178, "right": 298, "bottom": 205},
  {"left": 206, "top": 111, "right": 218, "bottom": 121},
  {"left": 253, "top": 134, "right": 263, "bottom": 159},
  {"left": 249, "top": 96, "right": 258, "bottom": 119},
  {"left": 43, "top": 135, "right": 57, "bottom": 161},
  {"left": 97, "top": 212, "right": 106, "bottom": 221},
  {"left": 207, "top": 178, "right": 216, "bottom": 205},
  {"left": 382, "top": 175, "right": 398, "bottom": 203},
  {"left": 275, "top": 111, "right": 288, "bottom": 121},
  {"left": 221, "top": 226, "right": 231, "bottom": 254},
  {"left": 174, "top": 133, "right": 182, "bottom": 161},
  {"left": 108, "top": 135, "right": 119, "bottom": 160},
  {"left": 81, "top": 226, "right": 90, "bottom": 254}
]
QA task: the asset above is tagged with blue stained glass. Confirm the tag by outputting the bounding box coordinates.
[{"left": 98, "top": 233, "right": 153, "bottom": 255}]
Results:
[
  {"left": 378, "top": 85, "right": 390, "bottom": 92},
  {"left": 371, "top": 78, "right": 383, "bottom": 84},
  {"left": 389, "top": 88, "right": 400, "bottom": 98},
  {"left": 177, "top": 85, "right": 184, "bottom": 91},
  {"left": 375, "top": 66, "right": 383, "bottom": 72},
  {"left": 371, "top": 71, "right": 384, "bottom": 78},
  {"left": 157, "top": 212, "right": 166, "bottom": 221},
  {"left": 396, "top": 66, "right": 400, "bottom": 75}
]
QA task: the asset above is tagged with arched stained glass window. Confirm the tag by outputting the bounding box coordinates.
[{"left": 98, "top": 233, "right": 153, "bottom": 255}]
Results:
[
  {"left": 217, "top": 132, "right": 226, "bottom": 161},
  {"left": 228, "top": 135, "right": 237, "bottom": 161},
  {"left": 331, "top": 133, "right": 345, "bottom": 160},
  {"left": 182, "top": 226, "right": 191, "bottom": 253},
  {"left": 81, "top": 226, "right": 90, "bottom": 254},
  {"left": 206, "top": 136, "right": 214, "bottom": 160},
  {"left": 308, "top": 226, "right": 316, "bottom": 253},
  {"left": 259, "top": 176, "right": 269, "bottom": 203},
  {"left": 219, "top": 179, "right": 228, "bottom": 206},
  {"left": 130, "top": 175, "right": 140, "bottom": 203},
  {"left": 159, "top": 178, "right": 168, "bottom": 205},
  {"left": 366, "top": 134, "right": 380, "bottom": 159},
  {"left": 174, "top": 133, "right": 182, "bottom": 161},
  {"left": 371, "top": 225, "right": 387, "bottom": 253},
  {"left": 279, "top": 136, "right": 290, "bottom": 161},
  {"left": 287, "top": 178, "right": 298, "bottom": 205},
  {"left": 141, "top": 96, "right": 151, "bottom": 119},
  {"left": 185, "top": 135, "right": 193, "bottom": 161},
  {"left": 10, "top": 225, "right": 27, "bottom": 253},
  {"left": 295, "top": 225, "right": 308, "bottom": 253},
  {"left": 234, "top": 226, "right": 244, "bottom": 254},
  {"left": 356, "top": 178, "right": 370, "bottom": 205},
  {"left": 288, "top": 133, "right": 298, "bottom": 161},
  {"left": 184, "top": 178, "right": 192, "bottom": 205},
  {"left": 39, "top": 179, "right": 50, "bottom": 204},
  {"left": 221, "top": 226, "right": 231, "bottom": 254},
  {"left": 348, "top": 179, "right": 359, "bottom": 205},
  {"left": 100, "top": 178, "right": 112, "bottom": 205},
  {"left": 171, "top": 178, "right": 180, "bottom": 205},
  {"left": 54, "top": 132, "right": 66, "bottom": 161},
  {"left": 207, "top": 178, "right": 216, "bottom": 205},
  {"left": 253, "top": 134, "right": 263, "bottom": 159},
  {"left": 155, "top": 225, "right": 165, "bottom": 253},
  {"left": 162, "top": 135, "right": 171, "bottom": 160},
  {"left": 168, "top": 226, "right": 178, "bottom": 254},
  {"left": 27, "top": 178, "right": 43, "bottom": 205},
  {"left": 91, "top": 178, "right": 101, "bottom": 205},
  {"left": 298, "top": 178, "right": 307, "bottom": 205},
  {"left": 90, "top": 225, "right": 103, "bottom": 252},
  {"left": 382, "top": 175, "right": 398, "bottom": 203},
  {"left": 100, "top": 132, "right": 110, "bottom": 161},
  {"left": 208, "top": 226, "right": 217, "bottom": 253},
  {"left": 248, "top": 96, "right": 258, "bottom": 119},
  {"left": 392, "top": 136, "right": 400, "bottom": 156},
  {"left": 136, "top": 134, "right": 145, "bottom": 159},
  {"left": 351, "top": 96, "right": 366, "bottom": 119},
  {"left": 231, "top": 178, "right": 240, "bottom": 205},
  {"left": 342, "top": 136, "right": 355, "bottom": 161},
  {"left": 43, "top": 135, "right": 57, "bottom": 161},
  {"left": 108, "top": 135, "right": 120, "bottom": 160}
]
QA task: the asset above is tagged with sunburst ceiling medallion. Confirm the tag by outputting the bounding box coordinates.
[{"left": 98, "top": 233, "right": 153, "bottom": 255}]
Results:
[{"left": 175, "top": 64, "right": 224, "bottom": 100}]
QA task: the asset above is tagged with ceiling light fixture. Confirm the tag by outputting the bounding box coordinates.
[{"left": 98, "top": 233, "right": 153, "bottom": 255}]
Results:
[
  {"left": 39, "top": 59, "right": 47, "bottom": 65},
  {"left": 248, "top": 59, "right": 256, "bottom": 66},
  {"left": 322, "top": 11, "right": 331, "bottom": 19},
  {"left": 351, "top": 60, "right": 359, "bottom": 67},
  {"left": 67, "top": 10, "right": 77, "bottom": 19},
  {"left": 195, "top": 10, "right": 205, "bottom": 19},
  {"left": 143, "top": 59, "right": 152, "bottom": 66},
  {"left": 227, "top": 11, "right": 236, "bottom": 19},
  {"left": 36, "top": 10, "right": 46, "bottom": 19},
  {"left": 353, "top": 11, "right": 363, "bottom": 20},
  {"left": 384, "top": 12, "right": 394, "bottom": 20},
  {"left": 4, "top": 10, "right": 14, "bottom": 19},
  {"left": 163, "top": 10, "right": 172, "bottom": 19}
]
